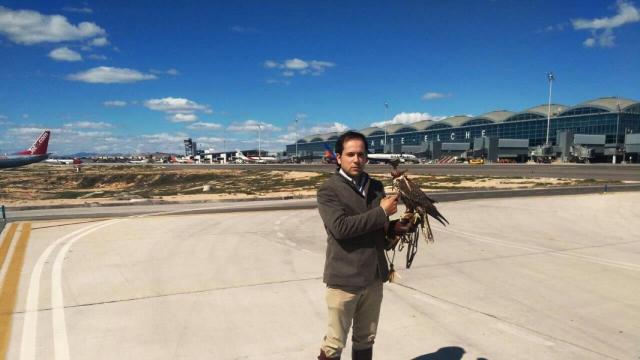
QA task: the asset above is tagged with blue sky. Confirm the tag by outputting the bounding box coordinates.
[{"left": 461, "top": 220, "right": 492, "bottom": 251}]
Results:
[{"left": 1, "top": 0, "right": 639, "bottom": 155}]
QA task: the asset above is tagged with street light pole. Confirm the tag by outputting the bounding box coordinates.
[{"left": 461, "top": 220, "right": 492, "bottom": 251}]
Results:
[
  {"left": 545, "top": 72, "right": 554, "bottom": 146},
  {"left": 295, "top": 116, "right": 299, "bottom": 161},
  {"left": 384, "top": 101, "right": 389, "bottom": 153},
  {"left": 615, "top": 98, "right": 621, "bottom": 164},
  {"left": 257, "top": 123, "right": 261, "bottom": 160}
]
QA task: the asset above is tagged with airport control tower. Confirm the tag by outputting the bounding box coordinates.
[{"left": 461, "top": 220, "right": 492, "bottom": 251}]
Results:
[{"left": 184, "top": 138, "right": 197, "bottom": 156}]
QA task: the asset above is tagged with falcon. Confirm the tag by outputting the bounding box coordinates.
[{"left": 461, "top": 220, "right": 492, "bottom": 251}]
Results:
[{"left": 389, "top": 158, "right": 448, "bottom": 243}]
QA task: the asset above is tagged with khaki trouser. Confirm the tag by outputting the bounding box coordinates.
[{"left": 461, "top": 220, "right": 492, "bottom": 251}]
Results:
[{"left": 320, "top": 281, "right": 383, "bottom": 357}]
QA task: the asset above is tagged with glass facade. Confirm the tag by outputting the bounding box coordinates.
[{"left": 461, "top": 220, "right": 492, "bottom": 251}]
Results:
[{"left": 286, "top": 99, "right": 640, "bottom": 155}]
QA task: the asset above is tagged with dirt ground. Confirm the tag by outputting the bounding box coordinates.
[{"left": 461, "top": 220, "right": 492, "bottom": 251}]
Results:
[{"left": 0, "top": 164, "right": 617, "bottom": 207}]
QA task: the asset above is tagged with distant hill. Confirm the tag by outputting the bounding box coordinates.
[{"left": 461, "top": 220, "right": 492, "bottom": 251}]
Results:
[{"left": 63, "top": 152, "right": 99, "bottom": 158}]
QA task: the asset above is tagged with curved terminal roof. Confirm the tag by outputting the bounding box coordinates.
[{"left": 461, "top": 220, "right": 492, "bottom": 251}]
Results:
[
  {"left": 443, "top": 115, "right": 473, "bottom": 127},
  {"left": 411, "top": 120, "right": 435, "bottom": 130},
  {"left": 559, "top": 97, "right": 639, "bottom": 116},
  {"left": 470, "top": 111, "right": 514, "bottom": 124},
  {"left": 324, "top": 132, "right": 341, "bottom": 141},
  {"left": 525, "top": 104, "right": 567, "bottom": 116},
  {"left": 582, "top": 97, "right": 637, "bottom": 111},
  {"left": 384, "top": 123, "right": 418, "bottom": 134},
  {"left": 360, "top": 126, "right": 385, "bottom": 137},
  {"left": 303, "top": 134, "right": 324, "bottom": 142}
]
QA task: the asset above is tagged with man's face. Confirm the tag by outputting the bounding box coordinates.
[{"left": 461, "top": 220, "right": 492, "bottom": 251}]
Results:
[{"left": 337, "top": 138, "right": 367, "bottom": 178}]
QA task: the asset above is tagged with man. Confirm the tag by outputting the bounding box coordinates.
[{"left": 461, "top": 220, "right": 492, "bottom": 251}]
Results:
[{"left": 316, "top": 131, "right": 412, "bottom": 360}]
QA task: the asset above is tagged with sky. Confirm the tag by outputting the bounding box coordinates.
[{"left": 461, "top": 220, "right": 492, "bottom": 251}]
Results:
[{"left": 0, "top": 0, "right": 639, "bottom": 155}]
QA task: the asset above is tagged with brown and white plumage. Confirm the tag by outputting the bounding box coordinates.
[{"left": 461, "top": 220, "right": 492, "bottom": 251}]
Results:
[{"left": 390, "top": 159, "right": 448, "bottom": 242}]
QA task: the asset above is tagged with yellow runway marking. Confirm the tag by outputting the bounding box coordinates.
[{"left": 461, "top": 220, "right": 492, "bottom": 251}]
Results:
[
  {"left": 0, "top": 223, "right": 31, "bottom": 360},
  {"left": 0, "top": 224, "right": 18, "bottom": 271}
]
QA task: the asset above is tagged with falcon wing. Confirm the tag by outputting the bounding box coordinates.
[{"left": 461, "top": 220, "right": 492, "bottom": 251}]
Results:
[{"left": 401, "top": 175, "right": 449, "bottom": 226}]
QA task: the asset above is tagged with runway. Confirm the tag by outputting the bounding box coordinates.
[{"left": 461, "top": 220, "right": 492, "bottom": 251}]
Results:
[
  {"left": 1, "top": 193, "right": 639, "bottom": 359},
  {"left": 88, "top": 162, "right": 640, "bottom": 181}
]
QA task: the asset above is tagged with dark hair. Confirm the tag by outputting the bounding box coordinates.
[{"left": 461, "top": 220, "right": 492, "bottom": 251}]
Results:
[{"left": 335, "top": 131, "right": 369, "bottom": 155}]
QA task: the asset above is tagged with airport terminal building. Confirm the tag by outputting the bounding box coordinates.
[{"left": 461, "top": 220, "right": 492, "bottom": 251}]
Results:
[{"left": 286, "top": 97, "right": 640, "bottom": 163}]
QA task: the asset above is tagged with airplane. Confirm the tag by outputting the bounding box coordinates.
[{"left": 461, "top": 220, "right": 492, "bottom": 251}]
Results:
[
  {"left": 0, "top": 130, "right": 51, "bottom": 169},
  {"left": 45, "top": 157, "right": 81, "bottom": 165},
  {"left": 367, "top": 152, "right": 420, "bottom": 164},
  {"left": 129, "top": 159, "right": 150, "bottom": 164},
  {"left": 235, "top": 150, "right": 277, "bottom": 164},
  {"left": 322, "top": 143, "right": 337, "bottom": 164}
]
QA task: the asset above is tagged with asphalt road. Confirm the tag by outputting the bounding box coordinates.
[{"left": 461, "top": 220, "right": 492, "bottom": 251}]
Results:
[
  {"left": 2, "top": 193, "right": 639, "bottom": 359},
  {"left": 91, "top": 162, "right": 640, "bottom": 181}
]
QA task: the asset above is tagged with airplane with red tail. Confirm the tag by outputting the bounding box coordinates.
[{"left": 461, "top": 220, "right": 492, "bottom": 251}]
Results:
[{"left": 0, "top": 130, "right": 51, "bottom": 169}]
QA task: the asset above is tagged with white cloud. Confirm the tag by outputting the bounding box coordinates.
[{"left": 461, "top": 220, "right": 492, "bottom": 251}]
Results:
[
  {"left": 2, "top": 125, "right": 192, "bottom": 154},
  {"left": 285, "top": 58, "right": 308, "bottom": 70},
  {"left": 63, "top": 6, "right": 93, "bottom": 14},
  {"left": 196, "top": 136, "right": 225, "bottom": 143},
  {"left": 309, "top": 60, "right": 335, "bottom": 74},
  {"left": 144, "top": 97, "right": 212, "bottom": 114},
  {"left": 48, "top": 46, "right": 82, "bottom": 61},
  {"left": 75, "top": 130, "right": 112, "bottom": 138},
  {"left": 145, "top": 97, "right": 213, "bottom": 124},
  {"left": 8, "top": 126, "right": 52, "bottom": 135},
  {"left": 88, "top": 54, "right": 107, "bottom": 60},
  {"left": 308, "top": 122, "right": 349, "bottom": 134},
  {"left": 264, "top": 60, "right": 279, "bottom": 68},
  {"left": 150, "top": 68, "right": 180, "bottom": 76},
  {"left": 169, "top": 113, "right": 198, "bottom": 122},
  {"left": 542, "top": 23, "right": 568, "bottom": 32},
  {"left": 141, "top": 132, "right": 187, "bottom": 143},
  {"left": 264, "top": 58, "right": 335, "bottom": 77},
  {"left": 103, "top": 100, "right": 127, "bottom": 107},
  {"left": 0, "top": 6, "right": 106, "bottom": 45},
  {"left": 64, "top": 121, "right": 112, "bottom": 129},
  {"left": 371, "top": 112, "right": 447, "bottom": 127},
  {"left": 90, "top": 37, "right": 109, "bottom": 46},
  {"left": 68, "top": 66, "right": 157, "bottom": 83},
  {"left": 572, "top": 1, "right": 640, "bottom": 47},
  {"left": 227, "top": 119, "right": 281, "bottom": 132},
  {"left": 584, "top": 28, "right": 616, "bottom": 47},
  {"left": 422, "top": 92, "right": 451, "bottom": 101},
  {"left": 187, "top": 122, "right": 222, "bottom": 130}
]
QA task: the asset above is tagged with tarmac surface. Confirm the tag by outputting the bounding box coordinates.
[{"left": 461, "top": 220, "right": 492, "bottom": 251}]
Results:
[
  {"left": 94, "top": 163, "right": 640, "bottom": 181},
  {"left": 1, "top": 193, "right": 639, "bottom": 359}
]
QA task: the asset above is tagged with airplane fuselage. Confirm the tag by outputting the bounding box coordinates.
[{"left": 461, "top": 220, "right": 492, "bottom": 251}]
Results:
[{"left": 0, "top": 154, "right": 50, "bottom": 169}]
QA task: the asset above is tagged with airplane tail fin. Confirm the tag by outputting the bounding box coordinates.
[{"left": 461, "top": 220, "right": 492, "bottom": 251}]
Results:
[
  {"left": 16, "top": 130, "right": 50, "bottom": 155},
  {"left": 322, "top": 143, "right": 336, "bottom": 159}
]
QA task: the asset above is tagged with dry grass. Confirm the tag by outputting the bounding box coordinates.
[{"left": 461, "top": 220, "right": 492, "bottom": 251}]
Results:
[{"left": 0, "top": 164, "right": 618, "bottom": 206}]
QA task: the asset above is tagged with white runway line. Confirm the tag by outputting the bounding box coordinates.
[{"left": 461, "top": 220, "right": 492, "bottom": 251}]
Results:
[
  {"left": 437, "top": 227, "right": 640, "bottom": 272},
  {"left": 20, "top": 220, "right": 114, "bottom": 360},
  {"left": 51, "top": 220, "right": 123, "bottom": 360},
  {"left": 21, "top": 207, "right": 226, "bottom": 359}
]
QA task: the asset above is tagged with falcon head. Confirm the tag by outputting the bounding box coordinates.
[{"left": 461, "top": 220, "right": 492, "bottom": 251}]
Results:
[{"left": 391, "top": 171, "right": 408, "bottom": 192}]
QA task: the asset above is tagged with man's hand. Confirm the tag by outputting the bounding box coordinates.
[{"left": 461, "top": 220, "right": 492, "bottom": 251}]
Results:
[
  {"left": 380, "top": 194, "right": 398, "bottom": 216},
  {"left": 394, "top": 211, "right": 417, "bottom": 235}
]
